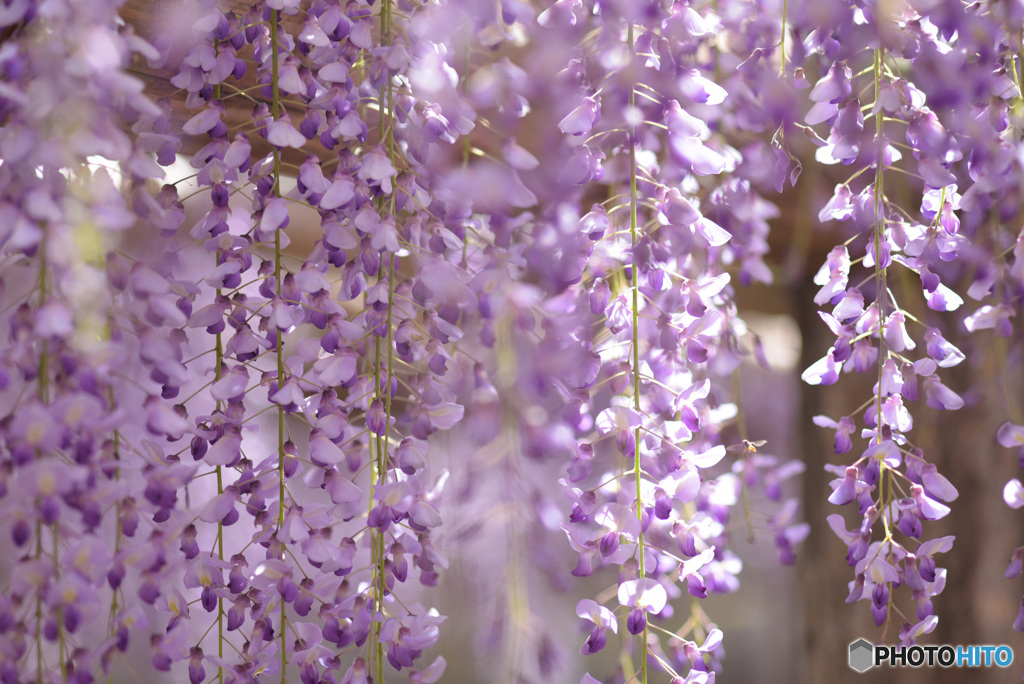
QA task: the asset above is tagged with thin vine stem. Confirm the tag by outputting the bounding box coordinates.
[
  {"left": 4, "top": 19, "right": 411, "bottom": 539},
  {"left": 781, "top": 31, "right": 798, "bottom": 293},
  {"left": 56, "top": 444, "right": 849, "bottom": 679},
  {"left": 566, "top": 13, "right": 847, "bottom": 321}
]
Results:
[
  {"left": 268, "top": 10, "right": 289, "bottom": 682},
  {"left": 626, "top": 19, "right": 649, "bottom": 684}
]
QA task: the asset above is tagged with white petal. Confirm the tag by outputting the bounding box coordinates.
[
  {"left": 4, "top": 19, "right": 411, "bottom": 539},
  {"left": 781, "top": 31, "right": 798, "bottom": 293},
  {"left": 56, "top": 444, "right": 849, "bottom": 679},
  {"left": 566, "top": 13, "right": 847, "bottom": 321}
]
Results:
[
  {"left": 1005, "top": 479, "right": 1024, "bottom": 509},
  {"left": 267, "top": 120, "right": 306, "bottom": 148}
]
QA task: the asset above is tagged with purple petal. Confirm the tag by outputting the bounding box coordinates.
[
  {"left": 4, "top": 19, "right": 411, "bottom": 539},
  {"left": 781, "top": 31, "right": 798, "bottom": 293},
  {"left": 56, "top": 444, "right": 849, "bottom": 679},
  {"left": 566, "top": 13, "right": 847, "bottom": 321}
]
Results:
[
  {"left": 320, "top": 177, "right": 355, "bottom": 210},
  {"left": 198, "top": 492, "right": 235, "bottom": 523},
  {"left": 183, "top": 108, "right": 222, "bottom": 135},
  {"left": 309, "top": 430, "right": 344, "bottom": 465},
  {"left": 261, "top": 198, "right": 290, "bottom": 234},
  {"left": 998, "top": 423, "right": 1024, "bottom": 449},
  {"left": 558, "top": 96, "right": 600, "bottom": 136}
]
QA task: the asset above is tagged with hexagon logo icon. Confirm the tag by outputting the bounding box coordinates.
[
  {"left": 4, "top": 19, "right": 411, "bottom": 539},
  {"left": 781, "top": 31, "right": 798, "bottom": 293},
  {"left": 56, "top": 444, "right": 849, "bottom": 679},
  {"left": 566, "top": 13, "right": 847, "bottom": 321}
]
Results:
[{"left": 849, "top": 638, "right": 875, "bottom": 673}]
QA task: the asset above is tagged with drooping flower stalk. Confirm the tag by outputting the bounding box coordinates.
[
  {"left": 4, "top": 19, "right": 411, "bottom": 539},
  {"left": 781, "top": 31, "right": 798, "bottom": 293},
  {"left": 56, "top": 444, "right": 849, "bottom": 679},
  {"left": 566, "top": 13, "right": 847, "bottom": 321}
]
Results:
[
  {"left": 779, "top": 0, "right": 789, "bottom": 77},
  {"left": 267, "top": 9, "right": 288, "bottom": 680},
  {"left": 871, "top": 46, "right": 894, "bottom": 628},
  {"left": 213, "top": 40, "right": 227, "bottom": 684},
  {"left": 799, "top": 3, "right": 980, "bottom": 638},
  {"left": 106, "top": 390, "right": 123, "bottom": 684},
  {"left": 626, "top": 19, "right": 649, "bottom": 684},
  {"left": 54, "top": 523, "right": 66, "bottom": 684},
  {"left": 730, "top": 371, "right": 756, "bottom": 542},
  {"left": 368, "top": 3, "right": 391, "bottom": 679},
  {"left": 36, "top": 215, "right": 50, "bottom": 684}
]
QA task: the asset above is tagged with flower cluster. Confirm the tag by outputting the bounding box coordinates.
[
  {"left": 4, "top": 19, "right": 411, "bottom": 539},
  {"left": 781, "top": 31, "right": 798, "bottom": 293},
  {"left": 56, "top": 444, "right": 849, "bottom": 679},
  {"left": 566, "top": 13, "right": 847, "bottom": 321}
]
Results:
[
  {"left": 790, "top": 0, "right": 1024, "bottom": 645},
  {"left": 2, "top": 0, "right": 458, "bottom": 680},
  {"left": 534, "top": 2, "right": 806, "bottom": 681},
  {"left": 0, "top": 0, "right": 193, "bottom": 681}
]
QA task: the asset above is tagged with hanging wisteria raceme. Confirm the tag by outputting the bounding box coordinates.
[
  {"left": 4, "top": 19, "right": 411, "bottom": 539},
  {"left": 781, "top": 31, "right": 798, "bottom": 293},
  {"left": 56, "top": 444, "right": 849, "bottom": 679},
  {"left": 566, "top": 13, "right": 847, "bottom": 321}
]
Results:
[
  {"left": 794, "top": 0, "right": 967, "bottom": 641},
  {"left": 0, "top": 0, "right": 187, "bottom": 681},
  {"left": 5, "top": 0, "right": 1024, "bottom": 682},
  {"left": 161, "top": 0, "right": 462, "bottom": 681},
  {"left": 2, "top": 0, "right": 460, "bottom": 681},
  {"left": 533, "top": 2, "right": 808, "bottom": 682},
  {"left": 789, "top": 0, "right": 1024, "bottom": 646}
]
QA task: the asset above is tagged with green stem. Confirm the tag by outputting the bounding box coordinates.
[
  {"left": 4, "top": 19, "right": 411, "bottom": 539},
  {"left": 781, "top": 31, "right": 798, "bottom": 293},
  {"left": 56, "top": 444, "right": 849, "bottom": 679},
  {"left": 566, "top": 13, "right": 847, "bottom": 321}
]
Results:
[
  {"left": 269, "top": 10, "right": 287, "bottom": 683},
  {"left": 212, "top": 475, "right": 224, "bottom": 678},
  {"left": 370, "top": 331, "right": 383, "bottom": 682},
  {"left": 872, "top": 47, "right": 887, "bottom": 447},
  {"left": 376, "top": 528, "right": 385, "bottom": 679},
  {"left": 872, "top": 47, "right": 893, "bottom": 628},
  {"left": 107, "top": 388, "right": 123, "bottom": 684},
  {"left": 38, "top": 228, "right": 48, "bottom": 403},
  {"left": 1018, "top": 30, "right": 1024, "bottom": 114},
  {"left": 380, "top": 256, "right": 397, "bottom": 508},
  {"left": 461, "top": 19, "right": 470, "bottom": 170},
  {"left": 35, "top": 519, "right": 42, "bottom": 684},
  {"left": 627, "top": 20, "right": 649, "bottom": 684},
  {"left": 384, "top": 262, "right": 395, "bottom": 465},
  {"left": 731, "top": 371, "right": 756, "bottom": 542},
  {"left": 54, "top": 526, "right": 66, "bottom": 684},
  {"left": 495, "top": 316, "right": 529, "bottom": 680},
  {"left": 369, "top": 2, "right": 394, "bottom": 679},
  {"left": 779, "top": 0, "right": 788, "bottom": 76},
  {"left": 366, "top": 448, "right": 378, "bottom": 675},
  {"left": 36, "top": 226, "right": 58, "bottom": 682},
  {"left": 996, "top": 334, "right": 1023, "bottom": 423},
  {"left": 213, "top": 46, "right": 226, "bottom": 684}
]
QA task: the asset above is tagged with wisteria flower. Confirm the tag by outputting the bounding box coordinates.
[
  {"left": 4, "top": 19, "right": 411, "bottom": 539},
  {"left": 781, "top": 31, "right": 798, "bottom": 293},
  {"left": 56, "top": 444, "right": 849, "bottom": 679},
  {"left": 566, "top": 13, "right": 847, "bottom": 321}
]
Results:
[{"left": 618, "top": 578, "right": 668, "bottom": 635}]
